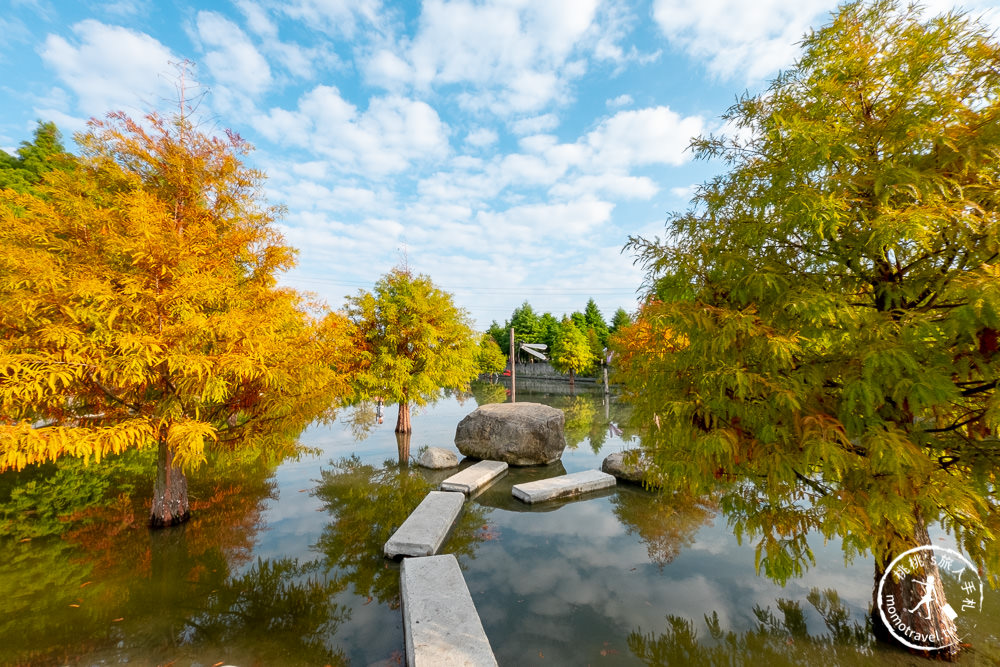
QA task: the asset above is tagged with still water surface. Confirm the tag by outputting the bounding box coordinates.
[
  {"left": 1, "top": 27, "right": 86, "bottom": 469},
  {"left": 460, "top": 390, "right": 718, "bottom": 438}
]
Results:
[{"left": 1, "top": 386, "right": 997, "bottom": 665}]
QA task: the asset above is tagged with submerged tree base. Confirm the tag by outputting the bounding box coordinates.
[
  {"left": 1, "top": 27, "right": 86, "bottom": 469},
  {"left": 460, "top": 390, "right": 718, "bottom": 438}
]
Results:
[
  {"left": 149, "top": 509, "right": 191, "bottom": 529},
  {"left": 150, "top": 439, "right": 191, "bottom": 528}
]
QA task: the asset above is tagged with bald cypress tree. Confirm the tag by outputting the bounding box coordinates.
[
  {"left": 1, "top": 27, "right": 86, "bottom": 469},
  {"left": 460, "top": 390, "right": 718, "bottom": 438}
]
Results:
[
  {"left": 345, "top": 269, "right": 479, "bottom": 434},
  {"left": 619, "top": 1, "right": 1000, "bottom": 657}
]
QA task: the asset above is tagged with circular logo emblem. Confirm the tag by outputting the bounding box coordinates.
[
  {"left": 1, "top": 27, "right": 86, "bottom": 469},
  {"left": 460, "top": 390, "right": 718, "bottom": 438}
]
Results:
[{"left": 875, "top": 545, "right": 984, "bottom": 651}]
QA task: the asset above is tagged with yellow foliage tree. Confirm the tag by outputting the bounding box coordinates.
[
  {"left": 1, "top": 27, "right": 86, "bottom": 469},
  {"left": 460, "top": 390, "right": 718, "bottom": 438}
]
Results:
[{"left": 0, "top": 112, "right": 354, "bottom": 526}]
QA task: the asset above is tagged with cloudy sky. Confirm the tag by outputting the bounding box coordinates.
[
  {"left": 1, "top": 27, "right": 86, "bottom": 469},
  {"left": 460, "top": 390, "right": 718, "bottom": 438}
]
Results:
[{"left": 2, "top": 0, "right": 997, "bottom": 328}]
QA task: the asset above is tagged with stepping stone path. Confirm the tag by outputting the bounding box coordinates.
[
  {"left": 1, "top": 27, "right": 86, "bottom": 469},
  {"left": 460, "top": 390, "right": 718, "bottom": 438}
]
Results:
[
  {"left": 512, "top": 468, "right": 616, "bottom": 504},
  {"left": 388, "top": 453, "right": 616, "bottom": 663},
  {"left": 400, "top": 554, "right": 498, "bottom": 667},
  {"left": 384, "top": 491, "right": 465, "bottom": 559},
  {"left": 440, "top": 460, "right": 508, "bottom": 495}
]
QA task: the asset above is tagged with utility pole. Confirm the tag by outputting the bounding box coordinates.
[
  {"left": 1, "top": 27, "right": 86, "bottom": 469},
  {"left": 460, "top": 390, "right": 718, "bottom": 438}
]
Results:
[{"left": 509, "top": 327, "right": 516, "bottom": 403}]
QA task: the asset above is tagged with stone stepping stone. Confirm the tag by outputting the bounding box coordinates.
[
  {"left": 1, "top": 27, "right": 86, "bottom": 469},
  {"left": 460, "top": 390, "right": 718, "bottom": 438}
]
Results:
[
  {"left": 400, "top": 554, "right": 498, "bottom": 667},
  {"left": 512, "top": 469, "right": 616, "bottom": 504},
  {"left": 384, "top": 491, "right": 465, "bottom": 559},
  {"left": 440, "top": 460, "right": 508, "bottom": 496}
]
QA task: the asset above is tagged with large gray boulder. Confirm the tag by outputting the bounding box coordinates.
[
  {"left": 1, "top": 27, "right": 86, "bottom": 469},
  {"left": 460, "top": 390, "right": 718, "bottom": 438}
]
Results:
[{"left": 455, "top": 402, "right": 566, "bottom": 466}]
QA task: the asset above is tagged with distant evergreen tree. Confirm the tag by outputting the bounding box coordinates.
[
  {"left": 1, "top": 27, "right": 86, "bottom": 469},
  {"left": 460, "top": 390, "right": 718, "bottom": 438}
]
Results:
[
  {"left": 539, "top": 312, "right": 560, "bottom": 351},
  {"left": 609, "top": 307, "right": 632, "bottom": 336},
  {"left": 486, "top": 320, "right": 509, "bottom": 355},
  {"left": 510, "top": 301, "right": 543, "bottom": 343},
  {"left": 0, "top": 121, "right": 71, "bottom": 192},
  {"left": 583, "top": 298, "right": 610, "bottom": 347}
]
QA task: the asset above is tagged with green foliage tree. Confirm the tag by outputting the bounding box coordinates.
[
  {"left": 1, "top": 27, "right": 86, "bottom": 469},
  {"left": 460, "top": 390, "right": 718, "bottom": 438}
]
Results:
[
  {"left": 550, "top": 318, "right": 595, "bottom": 387},
  {"left": 510, "top": 301, "right": 545, "bottom": 361},
  {"left": 0, "top": 121, "right": 71, "bottom": 192},
  {"left": 0, "top": 112, "right": 353, "bottom": 527},
  {"left": 609, "top": 307, "right": 632, "bottom": 336},
  {"left": 486, "top": 320, "right": 510, "bottom": 355},
  {"left": 620, "top": 0, "right": 1000, "bottom": 656},
  {"left": 474, "top": 334, "right": 507, "bottom": 376},
  {"left": 586, "top": 327, "right": 604, "bottom": 366},
  {"left": 345, "top": 268, "right": 479, "bottom": 433},
  {"left": 583, "top": 298, "right": 610, "bottom": 347},
  {"left": 538, "top": 312, "right": 561, "bottom": 351}
]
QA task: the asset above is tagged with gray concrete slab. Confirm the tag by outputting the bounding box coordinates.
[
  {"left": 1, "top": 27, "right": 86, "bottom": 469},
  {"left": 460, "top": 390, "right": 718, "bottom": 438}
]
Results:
[
  {"left": 512, "top": 468, "right": 616, "bottom": 504},
  {"left": 440, "top": 460, "right": 508, "bottom": 495},
  {"left": 384, "top": 491, "right": 465, "bottom": 559},
  {"left": 400, "top": 554, "right": 497, "bottom": 667}
]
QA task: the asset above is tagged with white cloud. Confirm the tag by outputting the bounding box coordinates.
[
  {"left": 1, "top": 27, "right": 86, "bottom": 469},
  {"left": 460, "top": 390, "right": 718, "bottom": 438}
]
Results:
[
  {"left": 277, "top": 0, "right": 384, "bottom": 38},
  {"left": 367, "top": 0, "right": 599, "bottom": 113},
  {"left": 652, "top": 0, "right": 832, "bottom": 82},
  {"left": 290, "top": 160, "right": 329, "bottom": 180},
  {"left": 31, "top": 107, "right": 88, "bottom": 136},
  {"left": 586, "top": 106, "right": 703, "bottom": 167},
  {"left": 551, "top": 173, "right": 659, "bottom": 200},
  {"left": 39, "top": 20, "right": 177, "bottom": 117},
  {"left": 254, "top": 87, "right": 450, "bottom": 175},
  {"left": 670, "top": 184, "right": 698, "bottom": 201},
  {"left": 475, "top": 198, "right": 614, "bottom": 239},
  {"left": 465, "top": 127, "right": 498, "bottom": 148},
  {"left": 233, "top": 1, "right": 339, "bottom": 80},
  {"left": 606, "top": 94, "right": 633, "bottom": 108},
  {"left": 499, "top": 152, "right": 568, "bottom": 187},
  {"left": 93, "top": 0, "right": 152, "bottom": 18},
  {"left": 651, "top": 0, "right": 1000, "bottom": 84},
  {"left": 363, "top": 48, "right": 413, "bottom": 89},
  {"left": 195, "top": 11, "right": 271, "bottom": 96},
  {"left": 236, "top": 0, "right": 278, "bottom": 39},
  {"left": 510, "top": 113, "right": 559, "bottom": 136},
  {"left": 277, "top": 180, "right": 381, "bottom": 213}
]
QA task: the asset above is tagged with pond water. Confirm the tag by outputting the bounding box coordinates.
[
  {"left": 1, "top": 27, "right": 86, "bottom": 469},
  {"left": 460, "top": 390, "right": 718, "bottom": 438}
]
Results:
[{"left": 1, "top": 385, "right": 998, "bottom": 665}]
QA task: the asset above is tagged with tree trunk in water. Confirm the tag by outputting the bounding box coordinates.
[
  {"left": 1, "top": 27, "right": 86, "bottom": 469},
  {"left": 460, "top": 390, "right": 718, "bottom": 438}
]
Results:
[
  {"left": 569, "top": 368, "right": 575, "bottom": 393},
  {"left": 396, "top": 431, "right": 412, "bottom": 465},
  {"left": 395, "top": 401, "right": 412, "bottom": 434},
  {"left": 871, "top": 516, "right": 960, "bottom": 660},
  {"left": 150, "top": 438, "right": 190, "bottom": 528}
]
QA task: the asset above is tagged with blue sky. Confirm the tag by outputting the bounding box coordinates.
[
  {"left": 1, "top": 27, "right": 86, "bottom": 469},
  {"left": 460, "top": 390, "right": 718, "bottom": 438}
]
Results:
[{"left": 2, "top": 0, "right": 997, "bottom": 329}]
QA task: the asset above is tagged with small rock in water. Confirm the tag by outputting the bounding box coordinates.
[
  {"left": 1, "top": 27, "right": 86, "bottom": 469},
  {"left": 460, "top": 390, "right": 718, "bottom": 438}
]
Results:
[
  {"left": 417, "top": 446, "right": 460, "bottom": 469},
  {"left": 601, "top": 450, "right": 660, "bottom": 487}
]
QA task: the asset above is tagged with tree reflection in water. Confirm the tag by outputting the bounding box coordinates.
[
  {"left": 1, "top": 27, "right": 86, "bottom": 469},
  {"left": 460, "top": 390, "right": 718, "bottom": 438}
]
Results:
[
  {"left": 313, "top": 456, "right": 488, "bottom": 606},
  {"left": 629, "top": 588, "right": 874, "bottom": 666},
  {"left": 188, "top": 557, "right": 348, "bottom": 665},
  {"left": 0, "top": 447, "right": 350, "bottom": 665},
  {"left": 469, "top": 379, "right": 508, "bottom": 406},
  {"left": 611, "top": 484, "right": 717, "bottom": 568}
]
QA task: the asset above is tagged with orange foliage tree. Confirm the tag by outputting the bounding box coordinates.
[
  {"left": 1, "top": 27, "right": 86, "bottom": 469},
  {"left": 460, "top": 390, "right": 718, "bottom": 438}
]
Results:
[{"left": 0, "top": 111, "right": 354, "bottom": 526}]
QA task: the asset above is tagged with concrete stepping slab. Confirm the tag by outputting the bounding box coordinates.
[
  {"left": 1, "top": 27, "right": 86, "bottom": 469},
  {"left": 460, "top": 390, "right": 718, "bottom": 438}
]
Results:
[
  {"left": 440, "top": 460, "right": 508, "bottom": 495},
  {"left": 512, "top": 468, "right": 616, "bottom": 504},
  {"left": 400, "top": 554, "right": 498, "bottom": 667},
  {"left": 384, "top": 491, "right": 465, "bottom": 559}
]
